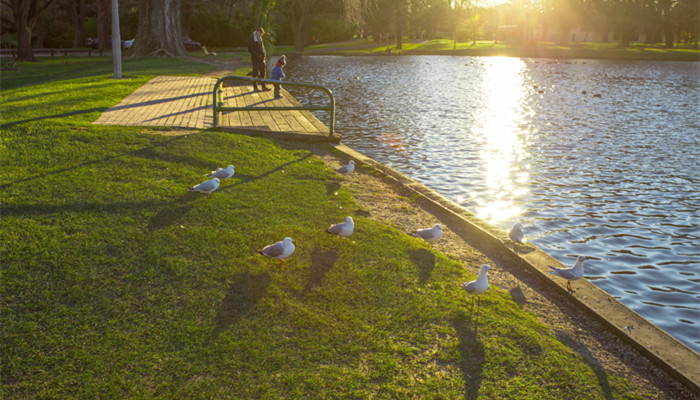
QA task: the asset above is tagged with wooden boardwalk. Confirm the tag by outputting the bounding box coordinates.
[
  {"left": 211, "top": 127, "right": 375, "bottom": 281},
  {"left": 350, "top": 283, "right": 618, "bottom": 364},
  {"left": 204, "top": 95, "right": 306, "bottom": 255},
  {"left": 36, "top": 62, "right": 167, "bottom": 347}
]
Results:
[{"left": 94, "top": 75, "right": 332, "bottom": 139}]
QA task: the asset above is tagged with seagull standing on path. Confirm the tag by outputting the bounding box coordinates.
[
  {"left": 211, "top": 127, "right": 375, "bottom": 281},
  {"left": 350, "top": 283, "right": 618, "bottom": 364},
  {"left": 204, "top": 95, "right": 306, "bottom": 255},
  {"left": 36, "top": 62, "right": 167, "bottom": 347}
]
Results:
[
  {"left": 325, "top": 216, "right": 354, "bottom": 238},
  {"left": 509, "top": 222, "right": 525, "bottom": 243},
  {"left": 549, "top": 255, "right": 586, "bottom": 292},
  {"left": 257, "top": 237, "right": 295, "bottom": 266},
  {"left": 335, "top": 160, "right": 355, "bottom": 175},
  {"left": 462, "top": 264, "right": 492, "bottom": 315},
  {"left": 411, "top": 224, "right": 443, "bottom": 249},
  {"left": 207, "top": 165, "right": 235, "bottom": 180},
  {"left": 188, "top": 177, "right": 220, "bottom": 195}
]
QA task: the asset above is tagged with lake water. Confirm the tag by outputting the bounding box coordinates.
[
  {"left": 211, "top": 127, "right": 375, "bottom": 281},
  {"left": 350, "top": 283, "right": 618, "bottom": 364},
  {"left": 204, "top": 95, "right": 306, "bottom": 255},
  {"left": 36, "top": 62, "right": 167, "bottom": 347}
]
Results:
[{"left": 282, "top": 55, "right": 700, "bottom": 353}]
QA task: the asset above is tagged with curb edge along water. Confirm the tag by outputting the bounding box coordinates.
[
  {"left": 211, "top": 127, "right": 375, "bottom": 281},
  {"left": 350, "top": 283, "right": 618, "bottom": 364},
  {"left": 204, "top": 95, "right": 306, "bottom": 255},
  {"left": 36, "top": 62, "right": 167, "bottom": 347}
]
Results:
[{"left": 331, "top": 143, "right": 700, "bottom": 395}]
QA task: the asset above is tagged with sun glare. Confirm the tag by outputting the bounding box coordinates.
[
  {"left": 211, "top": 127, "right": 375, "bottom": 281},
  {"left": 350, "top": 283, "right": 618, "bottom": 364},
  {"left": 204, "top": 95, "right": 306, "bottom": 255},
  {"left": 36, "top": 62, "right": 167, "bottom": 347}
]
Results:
[{"left": 471, "top": 57, "right": 530, "bottom": 225}]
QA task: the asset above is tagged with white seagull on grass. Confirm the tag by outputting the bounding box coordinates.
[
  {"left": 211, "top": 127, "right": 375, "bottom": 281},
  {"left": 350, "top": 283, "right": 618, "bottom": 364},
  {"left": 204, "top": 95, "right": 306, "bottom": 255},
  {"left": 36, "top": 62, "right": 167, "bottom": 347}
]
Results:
[
  {"left": 411, "top": 223, "right": 443, "bottom": 248},
  {"left": 257, "top": 237, "right": 295, "bottom": 266},
  {"left": 549, "top": 255, "right": 586, "bottom": 292},
  {"left": 325, "top": 216, "right": 354, "bottom": 238},
  {"left": 462, "top": 264, "right": 492, "bottom": 314},
  {"left": 188, "top": 177, "right": 220, "bottom": 195},
  {"left": 207, "top": 165, "right": 234, "bottom": 180},
  {"left": 335, "top": 160, "right": 355, "bottom": 175}
]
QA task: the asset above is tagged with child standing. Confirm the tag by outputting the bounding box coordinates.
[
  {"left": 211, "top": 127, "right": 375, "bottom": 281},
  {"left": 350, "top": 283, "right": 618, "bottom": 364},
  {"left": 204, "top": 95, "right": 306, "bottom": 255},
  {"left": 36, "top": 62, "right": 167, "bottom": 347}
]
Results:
[{"left": 271, "top": 55, "right": 286, "bottom": 99}]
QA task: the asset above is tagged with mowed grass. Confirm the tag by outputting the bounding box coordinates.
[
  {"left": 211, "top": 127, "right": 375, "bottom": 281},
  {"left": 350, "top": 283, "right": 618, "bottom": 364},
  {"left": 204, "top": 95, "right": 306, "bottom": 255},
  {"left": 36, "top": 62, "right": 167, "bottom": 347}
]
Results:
[{"left": 1, "top": 58, "right": 646, "bottom": 398}]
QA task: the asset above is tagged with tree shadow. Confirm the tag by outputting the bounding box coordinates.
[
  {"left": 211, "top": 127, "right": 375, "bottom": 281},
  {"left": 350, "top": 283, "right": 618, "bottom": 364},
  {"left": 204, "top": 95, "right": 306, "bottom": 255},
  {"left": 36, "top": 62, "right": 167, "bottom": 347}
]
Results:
[
  {"left": 452, "top": 311, "right": 485, "bottom": 400},
  {"left": 302, "top": 247, "right": 338, "bottom": 295},
  {"left": 147, "top": 192, "right": 200, "bottom": 230},
  {"left": 1, "top": 134, "right": 191, "bottom": 189},
  {"left": 408, "top": 248, "right": 435, "bottom": 284},
  {"left": 220, "top": 153, "right": 313, "bottom": 192},
  {"left": 210, "top": 272, "right": 272, "bottom": 341},
  {"left": 555, "top": 330, "right": 613, "bottom": 400}
]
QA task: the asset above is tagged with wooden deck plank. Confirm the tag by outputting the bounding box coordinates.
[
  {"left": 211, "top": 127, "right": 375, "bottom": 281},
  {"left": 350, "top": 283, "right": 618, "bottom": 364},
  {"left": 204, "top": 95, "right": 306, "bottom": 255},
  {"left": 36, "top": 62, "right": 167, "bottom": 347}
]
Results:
[{"left": 94, "top": 75, "right": 331, "bottom": 138}]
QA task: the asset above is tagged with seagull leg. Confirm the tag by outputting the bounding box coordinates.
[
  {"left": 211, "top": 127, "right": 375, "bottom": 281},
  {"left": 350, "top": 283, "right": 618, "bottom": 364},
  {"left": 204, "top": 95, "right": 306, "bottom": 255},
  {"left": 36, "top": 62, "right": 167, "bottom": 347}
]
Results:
[{"left": 279, "top": 259, "right": 285, "bottom": 267}]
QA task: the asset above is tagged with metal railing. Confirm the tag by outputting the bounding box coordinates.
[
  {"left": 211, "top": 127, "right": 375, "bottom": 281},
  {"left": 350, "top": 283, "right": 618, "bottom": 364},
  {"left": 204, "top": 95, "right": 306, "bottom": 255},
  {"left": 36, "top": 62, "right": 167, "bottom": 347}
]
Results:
[{"left": 212, "top": 75, "right": 335, "bottom": 137}]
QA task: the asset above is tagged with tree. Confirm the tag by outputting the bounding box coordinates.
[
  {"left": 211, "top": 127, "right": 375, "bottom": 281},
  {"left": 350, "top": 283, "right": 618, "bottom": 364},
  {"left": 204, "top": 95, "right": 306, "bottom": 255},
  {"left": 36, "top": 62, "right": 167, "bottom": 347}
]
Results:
[
  {"left": 275, "top": 0, "right": 337, "bottom": 51},
  {"left": 3, "top": 0, "right": 57, "bottom": 61},
  {"left": 131, "top": 0, "right": 186, "bottom": 57},
  {"left": 70, "top": 0, "right": 87, "bottom": 47}
]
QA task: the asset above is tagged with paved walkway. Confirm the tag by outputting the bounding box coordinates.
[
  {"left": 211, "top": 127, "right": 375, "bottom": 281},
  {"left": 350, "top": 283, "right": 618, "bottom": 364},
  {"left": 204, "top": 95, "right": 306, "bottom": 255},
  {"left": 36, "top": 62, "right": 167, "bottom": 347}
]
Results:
[{"left": 93, "top": 75, "right": 330, "bottom": 136}]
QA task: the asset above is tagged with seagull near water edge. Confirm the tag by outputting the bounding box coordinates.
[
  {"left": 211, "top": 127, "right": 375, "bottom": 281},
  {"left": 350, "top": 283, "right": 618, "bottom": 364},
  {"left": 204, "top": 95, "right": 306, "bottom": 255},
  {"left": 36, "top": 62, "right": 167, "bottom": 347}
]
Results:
[
  {"left": 549, "top": 255, "right": 586, "bottom": 292},
  {"left": 411, "top": 223, "right": 443, "bottom": 249},
  {"left": 257, "top": 237, "right": 295, "bottom": 266},
  {"left": 509, "top": 222, "right": 525, "bottom": 244},
  {"left": 325, "top": 216, "right": 354, "bottom": 238},
  {"left": 335, "top": 160, "right": 355, "bottom": 175}
]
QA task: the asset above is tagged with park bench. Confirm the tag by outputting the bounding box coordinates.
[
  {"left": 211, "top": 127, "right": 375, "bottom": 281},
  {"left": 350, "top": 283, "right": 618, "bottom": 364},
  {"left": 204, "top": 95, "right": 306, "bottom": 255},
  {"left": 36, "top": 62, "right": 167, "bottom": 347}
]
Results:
[{"left": 202, "top": 46, "right": 217, "bottom": 61}]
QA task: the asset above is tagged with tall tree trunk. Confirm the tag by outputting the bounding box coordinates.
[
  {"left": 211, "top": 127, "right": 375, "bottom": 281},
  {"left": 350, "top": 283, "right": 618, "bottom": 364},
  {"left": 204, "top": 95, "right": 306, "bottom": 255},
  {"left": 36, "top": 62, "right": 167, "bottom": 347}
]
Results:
[
  {"left": 291, "top": 18, "right": 305, "bottom": 51},
  {"left": 13, "top": 0, "right": 36, "bottom": 61},
  {"left": 97, "top": 0, "right": 110, "bottom": 51},
  {"left": 71, "top": 0, "right": 86, "bottom": 48},
  {"left": 132, "top": 0, "right": 186, "bottom": 57}
]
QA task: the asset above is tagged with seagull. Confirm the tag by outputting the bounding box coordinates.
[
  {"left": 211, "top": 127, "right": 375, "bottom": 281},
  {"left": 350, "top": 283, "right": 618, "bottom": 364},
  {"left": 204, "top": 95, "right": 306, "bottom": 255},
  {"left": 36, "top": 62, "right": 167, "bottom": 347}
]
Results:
[
  {"left": 509, "top": 223, "right": 525, "bottom": 244},
  {"left": 335, "top": 160, "right": 355, "bottom": 175},
  {"left": 187, "top": 177, "right": 220, "bottom": 195},
  {"left": 411, "top": 223, "right": 443, "bottom": 248},
  {"left": 549, "top": 255, "right": 586, "bottom": 292},
  {"left": 325, "top": 216, "right": 354, "bottom": 238},
  {"left": 257, "top": 237, "right": 295, "bottom": 266},
  {"left": 462, "top": 264, "right": 492, "bottom": 314},
  {"left": 207, "top": 165, "right": 234, "bottom": 180}
]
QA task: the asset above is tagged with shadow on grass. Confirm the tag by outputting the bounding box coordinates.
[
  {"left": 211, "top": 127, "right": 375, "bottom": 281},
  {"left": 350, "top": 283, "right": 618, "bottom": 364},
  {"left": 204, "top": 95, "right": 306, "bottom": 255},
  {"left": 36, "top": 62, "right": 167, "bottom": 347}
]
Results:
[
  {"left": 1, "top": 134, "right": 191, "bottom": 189},
  {"left": 555, "top": 330, "right": 613, "bottom": 400},
  {"left": 325, "top": 181, "right": 341, "bottom": 195},
  {"left": 210, "top": 271, "right": 272, "bottom": 341},
  {"left": 301, "top": 247, "right": 339, "bottom": 295},
  {"left": 509, "top": 286, "right": 527, "bottom": 308},
  {"left": 408, "top": 248, "right": 435, "bottom": 284},
  {"left": 221, "top": 152, "right": 313, "bottom": 191},
  {"left": 452, "top": 311, "right": 485, "bottom": 400},
  {"left": 147, "top": 193, "right": 199, "bottom": 230}
]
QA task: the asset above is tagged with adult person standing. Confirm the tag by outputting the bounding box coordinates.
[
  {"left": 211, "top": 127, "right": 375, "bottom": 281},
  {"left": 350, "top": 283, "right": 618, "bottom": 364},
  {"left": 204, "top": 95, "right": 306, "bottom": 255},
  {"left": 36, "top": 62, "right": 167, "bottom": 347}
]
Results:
[{"left": 247, "top": 27, "right": 270, "bottom": 92}]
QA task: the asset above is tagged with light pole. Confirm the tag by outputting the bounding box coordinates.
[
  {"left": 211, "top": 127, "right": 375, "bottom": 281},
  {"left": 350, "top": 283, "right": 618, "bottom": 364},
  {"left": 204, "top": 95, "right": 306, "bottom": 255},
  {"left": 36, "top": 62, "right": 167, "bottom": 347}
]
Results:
[{"left": 112, "top": 0, "right": 122, "bottom": 78}]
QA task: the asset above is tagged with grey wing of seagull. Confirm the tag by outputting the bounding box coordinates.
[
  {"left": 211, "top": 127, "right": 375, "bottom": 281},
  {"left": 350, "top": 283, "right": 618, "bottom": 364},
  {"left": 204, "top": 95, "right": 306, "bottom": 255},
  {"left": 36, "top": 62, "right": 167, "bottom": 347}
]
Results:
[
  {"left": 463, "top": 281, "right": 478, "bottom": 294},
  {"left": 194, "top": 180, "right": 214, "bottom": 191},
  {"left": 335, "top": 165, "right": 350, "bottom": 174},
  {"left": 327, "top": 223, "right": 343, "bottom": 234},
  {"left": 552, "top": 267, "right": 576, "bottom": 280},
  {"left": 262, "top": 242, "right": 285, "bottom": 258},
  {"left": 416, "top": 229, "right": 436, "bottom": 240}
]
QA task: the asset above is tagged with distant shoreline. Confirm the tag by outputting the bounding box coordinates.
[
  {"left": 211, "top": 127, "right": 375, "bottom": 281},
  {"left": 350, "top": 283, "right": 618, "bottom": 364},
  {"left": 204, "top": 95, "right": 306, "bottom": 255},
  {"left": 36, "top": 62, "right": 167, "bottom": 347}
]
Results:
[{"left": 280, "top": 39, "right": 700, "bottom": 62}]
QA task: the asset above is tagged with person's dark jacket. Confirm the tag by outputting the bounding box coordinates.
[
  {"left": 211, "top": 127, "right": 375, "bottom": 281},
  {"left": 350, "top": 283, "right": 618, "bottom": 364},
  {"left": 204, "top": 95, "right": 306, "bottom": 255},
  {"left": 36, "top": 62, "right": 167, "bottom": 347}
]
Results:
[{"left": 247, "top": 34, "right": 265, "bottom": 60}]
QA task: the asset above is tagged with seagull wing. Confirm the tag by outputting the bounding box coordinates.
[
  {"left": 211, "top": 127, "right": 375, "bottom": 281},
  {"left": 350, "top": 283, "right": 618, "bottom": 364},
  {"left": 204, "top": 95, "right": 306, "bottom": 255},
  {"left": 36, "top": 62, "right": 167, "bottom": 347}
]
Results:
[
  {"left": 326, "top": 223, "right": 343, "bottom": 235},
  {"left": 335, "top": 165, "right": 350, "bottom": 174},
  {"left": 462, "top": 280, "right": 478, "bottom": 294},
  {"left": 550, "top": 267, "right": 576, "bottom": 280},
  {"left": 261, "top": 241, "right": 285, "bottom": 258}
]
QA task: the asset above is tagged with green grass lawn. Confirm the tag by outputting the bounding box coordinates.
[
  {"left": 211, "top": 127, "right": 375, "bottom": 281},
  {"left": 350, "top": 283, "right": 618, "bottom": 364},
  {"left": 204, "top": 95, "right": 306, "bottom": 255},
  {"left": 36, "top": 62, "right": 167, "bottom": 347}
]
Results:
[{"left": 1, "top": 57, "right": 649, "bottom": 398}]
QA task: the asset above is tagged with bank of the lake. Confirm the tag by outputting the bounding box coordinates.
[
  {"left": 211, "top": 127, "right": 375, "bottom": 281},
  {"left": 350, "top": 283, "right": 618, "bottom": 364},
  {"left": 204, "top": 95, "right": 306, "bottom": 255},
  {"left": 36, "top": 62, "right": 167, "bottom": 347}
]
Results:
[
  {"left": 286, "top": 38, "right": 700, "bottom": 61},
  {"left": 1, "top": 57, "right": 695, "bottom": 398}
]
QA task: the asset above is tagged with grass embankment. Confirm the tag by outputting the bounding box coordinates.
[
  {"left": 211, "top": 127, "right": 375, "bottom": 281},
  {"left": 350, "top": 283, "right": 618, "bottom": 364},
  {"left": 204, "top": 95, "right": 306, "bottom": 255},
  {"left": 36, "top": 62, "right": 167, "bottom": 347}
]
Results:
[
  {"left": 293, "top": 38, "right": 700, "bottom": 61},
  {"left": 1, "top": 58, "right": 647, "bottom": 398}
]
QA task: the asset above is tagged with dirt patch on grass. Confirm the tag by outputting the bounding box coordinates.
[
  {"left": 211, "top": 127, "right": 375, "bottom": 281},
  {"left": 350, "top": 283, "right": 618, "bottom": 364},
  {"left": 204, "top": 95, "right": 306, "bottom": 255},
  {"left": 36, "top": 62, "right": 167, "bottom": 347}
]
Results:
[{"left": 312, "top": 145, "right": 697, "bottom": 400}]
